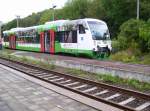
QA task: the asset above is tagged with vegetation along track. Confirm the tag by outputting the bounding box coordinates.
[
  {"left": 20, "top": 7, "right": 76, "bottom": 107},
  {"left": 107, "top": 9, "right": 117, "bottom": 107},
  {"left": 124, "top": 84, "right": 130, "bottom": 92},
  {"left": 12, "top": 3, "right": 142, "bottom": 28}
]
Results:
[{"left": 0, "top": 57, "right": 149, "bottom": 111}]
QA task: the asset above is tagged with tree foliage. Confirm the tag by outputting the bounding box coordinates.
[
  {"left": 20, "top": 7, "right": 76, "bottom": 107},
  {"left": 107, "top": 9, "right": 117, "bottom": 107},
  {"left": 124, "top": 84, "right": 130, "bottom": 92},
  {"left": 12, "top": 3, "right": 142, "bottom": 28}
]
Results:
[
  {"left": 61, "top": 0, "right": 90, "bottom": 19},
  {"left": 139, "top": 19, "right": 150, "bottom": 52},
  {"left": 115, "top": 19, "right": 150, "bottom": 53},
  {"left": 2, "top": 0, "right": 150, "bottom": 39}
]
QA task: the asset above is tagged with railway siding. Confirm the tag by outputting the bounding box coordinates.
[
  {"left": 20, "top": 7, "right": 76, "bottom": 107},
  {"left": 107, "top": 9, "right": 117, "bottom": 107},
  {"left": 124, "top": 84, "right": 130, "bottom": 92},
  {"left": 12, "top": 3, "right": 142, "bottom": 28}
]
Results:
[
  {"left": 53, "top": 60, "right": 150, "bottom": 83},
  {"left": 11, "top": 51, "right": 150, "bottom": 83}
]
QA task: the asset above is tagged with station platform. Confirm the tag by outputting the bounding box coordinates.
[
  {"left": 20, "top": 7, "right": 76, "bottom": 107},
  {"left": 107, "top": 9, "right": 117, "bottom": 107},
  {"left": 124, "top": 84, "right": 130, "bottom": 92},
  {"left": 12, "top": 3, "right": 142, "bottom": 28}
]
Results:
[{"left": 0, "top": 65, "right": 99, "bottom": 111}]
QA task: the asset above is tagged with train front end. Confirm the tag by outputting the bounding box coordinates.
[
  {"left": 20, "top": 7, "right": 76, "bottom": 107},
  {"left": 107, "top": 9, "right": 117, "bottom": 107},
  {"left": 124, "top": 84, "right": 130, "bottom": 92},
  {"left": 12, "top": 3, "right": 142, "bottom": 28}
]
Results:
[{"left": 87, "top": 19, "right": 112, "bottom": 58}]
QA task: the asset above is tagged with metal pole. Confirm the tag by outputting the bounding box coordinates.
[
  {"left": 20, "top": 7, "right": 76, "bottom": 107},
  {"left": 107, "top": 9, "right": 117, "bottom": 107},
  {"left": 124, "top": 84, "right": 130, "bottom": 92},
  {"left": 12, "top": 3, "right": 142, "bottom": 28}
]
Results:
[
  {"left": 17, "top": 18, "right": 19, "bottom": 27},
  {"left": 0, "top": 21, "right": 2, "bottom": 39},
  {"left": 52, "top": 5, "right": 56, "bottom": 21},
  {"left": 0, "top": 21, "right": 2, "bottom": 50},
  {"left": 137, "top": 0, "right": 139, "bottom": 20},
  {"left": 0, "top": 26, "right": 1, "bottom": 39},
  {"left": 16, "top": 15, "right": 20, "bottom": 27},
  {"left": 53, "top": 8, "right": 55, "bottom": 21}
]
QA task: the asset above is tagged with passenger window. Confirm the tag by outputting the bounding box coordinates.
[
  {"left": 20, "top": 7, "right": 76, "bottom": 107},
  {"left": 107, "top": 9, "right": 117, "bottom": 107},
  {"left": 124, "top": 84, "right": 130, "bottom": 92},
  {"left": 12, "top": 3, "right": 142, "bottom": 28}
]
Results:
[{"left": 79, "top": 25, "right": 85, "bottom": 34}]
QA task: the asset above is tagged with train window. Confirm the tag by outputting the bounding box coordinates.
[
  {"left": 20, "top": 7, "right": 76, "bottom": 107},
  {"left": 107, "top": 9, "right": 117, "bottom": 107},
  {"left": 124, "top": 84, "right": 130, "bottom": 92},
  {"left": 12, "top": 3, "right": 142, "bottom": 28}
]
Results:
[
  {"left": 66, "top": 31, "right": 73, "bottom": 43},
  {"left": 64, "top": 31, "right": 69, "bottom": 43},
  {"left": 56, "top": 31, "right": 65, "bottom": 43},
  {"left": 35, "top": 33, "right": 40, "bottom": 43},
  {"left": 79, "top": 25, "right": 85, "bottom": 34},
  {"left": 4, "top": 36, "right": 9, "bottom": 42},
  {"left": 56, "top": 30, "right": 77, "bottom": 43},
  {"left": 45, "top": 32, "right": 50, "bottom": 44},
  {"left": 72, "top": 30, "right": 77, "bottom": 43},
  {"left": 16, "top": 32, "right": 39, "bottom": 44}
]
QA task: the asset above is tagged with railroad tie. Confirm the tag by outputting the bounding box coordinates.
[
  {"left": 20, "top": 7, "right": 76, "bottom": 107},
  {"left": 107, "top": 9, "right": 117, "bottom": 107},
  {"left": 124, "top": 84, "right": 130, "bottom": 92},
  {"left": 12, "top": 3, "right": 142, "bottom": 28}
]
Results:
[
  {"left": 36, "top": 74, "right": 52, "bottom": 77},
  {"left": 82, "top": 87, "right": 97, "bottom": 93},
  {"left": 93, "top": 90, "right": 109, "bottom": 96},
  {"left": 73, "top": 84, "right": 88, "bottom": 89},
  {"left": 50, "top": 78, "right": 64, "bottom": 82},
  {"left": 64, "top": 82, "right": 80, "bottom": 86},
  {"left": 58, "top": 79, "right": 71, "bottom": 84},
  {"left": 118, "top": 97, "right": 135, "bottom": 105},
  {"left": 104, "top": 93, "right": 121, "bottom": 100},
  {"left": 135, "top": 102, "right": 150, "bottom": 111},
  {"left": 41, "top": 74, "right": 54, "bottom": 78},
  {"left": 45, "top": 76, "right": 58, "bottom": 79}
]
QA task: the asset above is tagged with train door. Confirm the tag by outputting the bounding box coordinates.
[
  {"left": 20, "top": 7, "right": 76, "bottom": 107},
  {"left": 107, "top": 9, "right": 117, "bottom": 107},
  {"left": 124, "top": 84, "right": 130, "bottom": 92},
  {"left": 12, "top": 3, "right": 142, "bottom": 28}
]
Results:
[
  {"left": 40, "top": 32, "right": 45, "bottom": 52},
  {"left": 40, "top": 30, "right": 55, "bottom": 53},
  {"left": 49, "top": 30, "right": 55, "bottom": 54},
  {"left": 77, "top": 24, "right": 87, "bottom": 50},
  {"left": 9, "top": 36, "right": 16, "bottom": 49},
  {"left": 77, "top": 24, "right": 91, "bottom": 51},
  {"left": 9, "top": 36, "right": 12, "bottom": 48},
  {"left": 44, "top": 31, "right": 50, "bottom": 53}
]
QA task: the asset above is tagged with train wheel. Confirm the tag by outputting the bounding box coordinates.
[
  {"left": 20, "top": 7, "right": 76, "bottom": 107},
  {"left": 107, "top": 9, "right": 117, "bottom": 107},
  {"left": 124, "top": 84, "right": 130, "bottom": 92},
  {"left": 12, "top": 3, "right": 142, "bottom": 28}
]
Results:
[{"left": 105, "top": 49, "right": 111, "bottom": 58}]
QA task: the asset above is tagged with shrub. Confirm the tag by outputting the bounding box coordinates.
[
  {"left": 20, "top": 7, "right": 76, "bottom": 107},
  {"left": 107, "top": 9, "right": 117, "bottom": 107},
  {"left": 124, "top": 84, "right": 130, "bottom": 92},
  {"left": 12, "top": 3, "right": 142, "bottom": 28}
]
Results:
[
  {"left": 110, "top": 50, "right": 138, "bottom": 63},
  {"left": 139, "top": 19, "right": 150, "bottom": 52},
  {"left": 140, "top": 54, "right": 150, "bottom": 65},
  {"left": 115, "top": 18, "right": 150, "bottom": 53}
]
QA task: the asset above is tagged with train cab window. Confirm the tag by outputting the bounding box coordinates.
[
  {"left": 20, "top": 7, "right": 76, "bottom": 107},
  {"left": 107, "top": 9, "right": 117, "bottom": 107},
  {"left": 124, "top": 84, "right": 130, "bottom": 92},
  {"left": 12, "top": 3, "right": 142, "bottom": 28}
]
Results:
[{"left": 79, "top": 24, "right": 85, "bottom": 34}]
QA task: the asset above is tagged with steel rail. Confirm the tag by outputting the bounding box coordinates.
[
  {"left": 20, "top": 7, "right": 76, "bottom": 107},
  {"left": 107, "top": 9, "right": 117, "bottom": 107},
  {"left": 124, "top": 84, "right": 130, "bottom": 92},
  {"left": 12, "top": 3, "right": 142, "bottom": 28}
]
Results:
[{"left": 0, "top": 57, "right": 149, "bottom": 111}]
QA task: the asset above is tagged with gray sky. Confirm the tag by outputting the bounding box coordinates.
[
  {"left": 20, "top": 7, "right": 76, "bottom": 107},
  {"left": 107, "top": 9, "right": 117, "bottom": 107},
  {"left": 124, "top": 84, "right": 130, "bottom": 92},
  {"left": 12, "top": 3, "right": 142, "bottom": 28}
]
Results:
[{"left": 0, "top": 0, "right": 67, "bottom": 23}]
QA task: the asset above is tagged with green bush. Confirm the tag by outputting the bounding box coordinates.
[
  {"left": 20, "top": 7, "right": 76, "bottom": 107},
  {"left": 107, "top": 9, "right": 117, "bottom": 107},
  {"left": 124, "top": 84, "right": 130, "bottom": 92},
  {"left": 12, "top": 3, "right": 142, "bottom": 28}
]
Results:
[
  {"left": 112, "top": 37, "right": 128, "bottom": 53},
  {"left": 116, "top": 19, "right": 143, "bottom": 50},
  {"left": 139, "top": 19, "right": 150, "bottom": 52},
  {"left": 115, "top": 18, "right": 150, "bottom": 53},
  {"left": 110, "top": 50, "right": 138, "bottom": 63},
  {"left": 140, "top": 54, "right": 150, "bottom": 65}
]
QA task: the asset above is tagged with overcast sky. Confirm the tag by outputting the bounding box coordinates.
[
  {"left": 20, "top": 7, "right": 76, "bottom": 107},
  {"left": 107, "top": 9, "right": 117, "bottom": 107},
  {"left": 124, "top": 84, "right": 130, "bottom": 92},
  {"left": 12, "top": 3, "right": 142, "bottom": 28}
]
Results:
[{"left": 0, "top": 0, "right": 67, "bottom": 23}]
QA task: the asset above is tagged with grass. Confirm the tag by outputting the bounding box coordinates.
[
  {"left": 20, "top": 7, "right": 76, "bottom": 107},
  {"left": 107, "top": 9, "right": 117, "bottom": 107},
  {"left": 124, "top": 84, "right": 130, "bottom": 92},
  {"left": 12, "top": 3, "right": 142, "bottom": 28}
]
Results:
[
  {"left": 139, "top": 54, "right": 150, "bottom": 65},
  {"left": 0, "top": 48, "right": 14, "bottom": 55},
  {"left": 0, "top": 50, "right": 150, "bottom": 92},
  {"left": 65, "top": 69, "right": 150, "bottom": 92},
  {"left": 110, "top": 50, "right": 150, "bottom": 65},
  {"left": 18, "top": 56, "right": 56, "bottom": 70}
]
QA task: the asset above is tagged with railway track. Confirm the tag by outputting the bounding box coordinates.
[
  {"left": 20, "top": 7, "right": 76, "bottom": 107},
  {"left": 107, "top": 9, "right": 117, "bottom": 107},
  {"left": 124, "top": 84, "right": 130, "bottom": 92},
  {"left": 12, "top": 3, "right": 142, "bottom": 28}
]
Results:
[{"left": 0, "top": 57, "right": 149, "bottom": 111}]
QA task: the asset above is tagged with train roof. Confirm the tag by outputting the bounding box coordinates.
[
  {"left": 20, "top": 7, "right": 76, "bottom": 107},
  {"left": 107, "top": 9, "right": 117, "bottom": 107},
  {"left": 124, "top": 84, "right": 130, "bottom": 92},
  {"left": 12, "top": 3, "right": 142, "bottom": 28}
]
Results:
[
  {"left": 45, "top": 20, "right": 69, "bottom": 26},
  {"left": 10, "top": 27, "right": 24, "bottom": 31},
  {"left": 3, "top": 18, "right": 107, "bottom": 34}
]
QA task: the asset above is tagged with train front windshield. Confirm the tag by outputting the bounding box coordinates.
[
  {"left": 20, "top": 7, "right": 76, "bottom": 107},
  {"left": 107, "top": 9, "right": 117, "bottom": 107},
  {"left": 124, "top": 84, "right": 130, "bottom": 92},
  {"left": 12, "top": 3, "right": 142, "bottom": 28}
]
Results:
[{"left": 88, "top": 21, "right": 110, "bottom": 40}]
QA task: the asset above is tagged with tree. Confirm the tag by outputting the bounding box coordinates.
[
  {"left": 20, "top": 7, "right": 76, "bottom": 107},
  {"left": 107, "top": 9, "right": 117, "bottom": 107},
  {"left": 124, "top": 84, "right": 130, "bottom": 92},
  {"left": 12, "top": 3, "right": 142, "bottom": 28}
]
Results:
[
  {"left": 116, "top": 19, "right": 150, "bottom": 53},
  {"left": 140, "top": 0, "right": 150, "bottom": 21},
  {"left": 86, "top": 0, "right": 106, "bottom": 19},
  {"left": 101, "top": 0, "right": 137, "bottom": 37},
  {"left": 3, "top": 0, "right": 150, "bottom": 38},
  {"left": 62, "top": 0, "right": 90, "bottom": 19},
  {"left": 139, "top": 19, "right": 150, "bottom": 52},
  {"left": 20, "top": 13, "right": 41, "bottom": 27},
  {"left": 2, "top": 20, "right": 16, "bottom": 30},
  {"left": 39, "top": 10, "right": 53, "bottom": 24}
]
